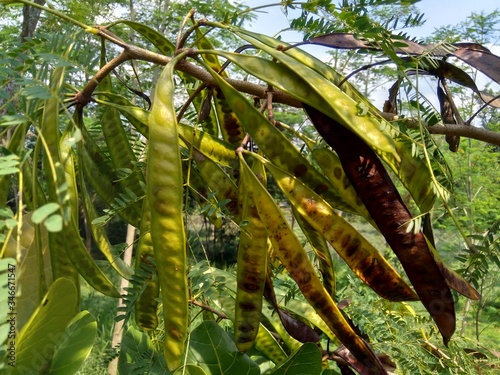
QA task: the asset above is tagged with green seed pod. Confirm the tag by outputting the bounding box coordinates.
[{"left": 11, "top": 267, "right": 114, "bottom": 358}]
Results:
[
  {"left": 134, "top": 200, "right": 160, "bottom": 331},
  {"left": 148, "top": 53, "right": 189, "bottom": 371},
  {"left": 234, "top": 154, "right": 268, "bottom": 352}
]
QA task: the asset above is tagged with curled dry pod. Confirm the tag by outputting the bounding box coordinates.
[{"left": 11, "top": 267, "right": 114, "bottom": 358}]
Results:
[{"left": 304, "top": 103, "right": 458, "bottom": 344}]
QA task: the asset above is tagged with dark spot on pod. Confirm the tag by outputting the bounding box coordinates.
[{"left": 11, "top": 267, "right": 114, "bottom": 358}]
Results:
[
  {"left": 242, "top": 281, "right": 260, "bottom": 292},
  {"left": 293, "top": 164, "right": 308, "bottom": 178},
  {"left": 309, "top": 291, "right": 328, "bottom": 311},
  {"left": 341, "top": 234, "right": 352, "bottom": 250},
  {"left": 333, "top": 167, "right": 342, "bottom": 180},
  {"left": 345, "top": 237, "right": 361, "bottom": 258},
  {"left": 238, "top": 322, "right": 255, "bottom": 333},
  {"left": 313, "top": 183, "right": 329, "bottom": 195},
  {"left": 238, "top": 336, "right": 254, "bottom": 344},
  {"left": 239, "top": 301, "right": 257, "bottom": 311},
  {"left": 342, "top": 177, "right": 351, "bottom": 190}
]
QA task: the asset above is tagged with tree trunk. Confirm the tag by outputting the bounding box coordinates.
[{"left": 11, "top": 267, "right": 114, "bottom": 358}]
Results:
[
  {"left": 108, "top": 224, "right": 135, "bottom": 375},
  {"left": 20, "top": 0, "right": 47, "bottom": 42}
]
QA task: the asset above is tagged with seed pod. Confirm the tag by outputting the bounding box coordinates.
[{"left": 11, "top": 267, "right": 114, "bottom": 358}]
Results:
[
  {"left": 233, "top": 155, "right": 268, "bottom": 351},
  {"left": 209, "top": 31, "right": 437, "bottom": 212},
  {"left": 240, "top": 155, "right": 385, "bottom": 374},
  {"left": 203, "top": 63, "right": 358, "bottom": 214},
  {"left": 148, "top": 53, "right": 189, "bottom": 371},
  {"left": 437, "top": 86, "right": 460, "bottom": 152},
  {"left": 134, "top": 200, "right": 160, "bottom": 331},
  {"left": 248, "top": 152, "right": 418, "bottom": 303},
  {"left": 304, "top": 103, "right": 456, "bottom": 344}
]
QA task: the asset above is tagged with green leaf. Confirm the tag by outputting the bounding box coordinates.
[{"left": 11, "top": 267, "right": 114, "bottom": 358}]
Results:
[
  {"left": 15, "top": 278, "right": 79, "bottom": 373},
  {"left": 43, "top": 214, "right": 63, "bottom": 232},
  {"left": 187, "top": 321, "right": 260, "bottom": 375},
  {"left": 20, "top": 85, "right": 52, "bottom": 100},
  {"left": 48, "top": 311, "right": 97, "bottom": 375},
  {"left": 174, "top": 364, "right": 208, "bottom": 375},
  {"left": 268, "top": 343, "right": 322, "bottom": 375},
  {"left": 31, "top": 203, "right": 60, "bottom": 224},
  {"left": 118, "top": 326, "right": 169, "bottom": 375},
  {"left": 0, "top": 154, "right": 20, "bottom": 175}
]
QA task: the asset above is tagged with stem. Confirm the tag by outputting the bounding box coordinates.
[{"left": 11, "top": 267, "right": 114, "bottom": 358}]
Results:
[{"left": 72, "top": 51, "right": 132, "bottom": 106}]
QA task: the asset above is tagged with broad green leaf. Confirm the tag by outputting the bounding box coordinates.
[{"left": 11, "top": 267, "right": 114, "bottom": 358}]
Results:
[
  {"left": 49, "top": 311, "right": 97, "bottom": 375},
  {"left": 43, "top": 214, "right": 63, "bottom": 232},
  {"left": 174, "top": 364, "right": 208, "bottom": 375},
  {"left": 31, "top": 202, "right": 60, "bottom": 224},
  {"left": 118, "top": 325, "right": 169, "bottom": 375},
  {"left": 268, "top": 343, "right": 322, "bottom": 375},
  {"left": 1, "top": 212, "right": 52, "bottom": 330},
  {"left": 187, "top": 321, "right": 260, "bottom": 375},
  {"left": 14, "top": 278, "right": 78, "bottom": 374}
]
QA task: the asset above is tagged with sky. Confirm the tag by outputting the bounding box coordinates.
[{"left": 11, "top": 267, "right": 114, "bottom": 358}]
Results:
[{"left": 240, "top": 1, "right": 500, "bottom": 41}]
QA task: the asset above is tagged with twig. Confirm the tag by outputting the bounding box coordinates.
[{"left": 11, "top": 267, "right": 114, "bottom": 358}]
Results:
[
  {"left": 190, "top": 299, "right": 229, "bottom": 320},
  {"left": 381, "top": 113, "right": 500, "bottom": 147}
]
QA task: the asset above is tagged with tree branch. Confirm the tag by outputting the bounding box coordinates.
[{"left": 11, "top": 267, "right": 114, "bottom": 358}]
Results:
[
  {"left": 426, "top": 124, "right": 500, "bottom": 147},
  {"left": 77, "top": 29, "right": 499, "bottom": 148},
  {"left": 74, "top": 28, "right": 302, "bottom": 108},
  {"left": 379, "top": 113, "right": 500, "bottom": 147}
]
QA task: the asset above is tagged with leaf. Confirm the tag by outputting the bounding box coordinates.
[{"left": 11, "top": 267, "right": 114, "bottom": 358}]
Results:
[
  {"left": 31, "top": 202, "right": 60, "bottom": 224},
  {"left": 48, "top": 311, "right": 97, "bottom": 375},
  {"left": 118, "top": 325, "right": 169, "bottom": 375},
  {"left": 20, "top": 85, "right": 52, "bottom": 100},
  {"left": 268, "top": 343, "right": 322, "bottom": 375},
  {"left": 15, "top": 278, "right": 79, "bottom": 373},
  {"left": 1, "top": 212, "right": 52, "bottom": 330},
  {"left": 187, "top": 321, "right": 260, "bottom": 375},
  {"left": 43, "top": 214, "right": 63, "bottom": 232},
  {"left": 0, "top": 154, "right": 20, "bottom": 175},
  {"left": 173, "top": 364, "right": 208, "bottom": 375}
]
